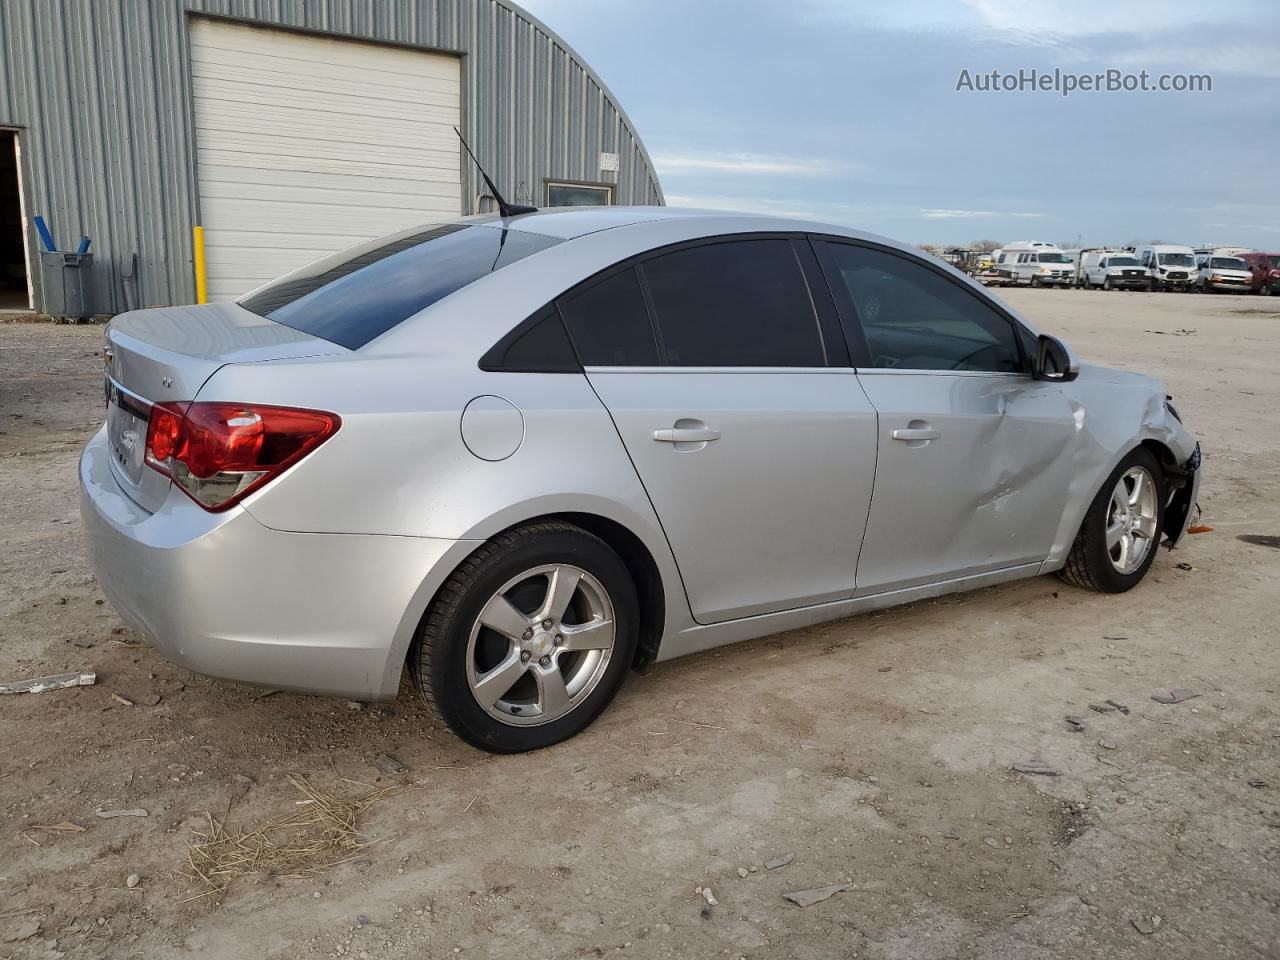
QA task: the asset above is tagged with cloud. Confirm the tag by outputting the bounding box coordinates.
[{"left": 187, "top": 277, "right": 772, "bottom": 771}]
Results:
[
  {"left": 921, "top": 208, "right": 1045, "bottom": 219},
  {"left": 653, "top": 152, "right": 841, "bottom": 177},
  {"left": 1204, "top": 222, "right": 1280, "bottom": 235},
  {"left": 958, "top": 0, "right": 1252, "bottom": 39},
  {"left": 663, "top": 192, "right": 819, "bottom": 218}
]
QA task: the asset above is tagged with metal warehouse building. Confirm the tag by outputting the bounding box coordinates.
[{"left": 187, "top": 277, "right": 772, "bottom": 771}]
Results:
[{"left": 0, "top": 0, "right": 664, "bottom": 315}]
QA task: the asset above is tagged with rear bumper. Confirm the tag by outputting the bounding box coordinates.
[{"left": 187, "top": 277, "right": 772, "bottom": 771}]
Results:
[{"left": 79, "top": 427, "right": 462, "bottom": 699}]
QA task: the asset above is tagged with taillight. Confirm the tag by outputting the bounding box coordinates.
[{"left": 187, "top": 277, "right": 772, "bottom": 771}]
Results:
[{"left": 144, "top": 402, "right": 340, "bottom": 511}]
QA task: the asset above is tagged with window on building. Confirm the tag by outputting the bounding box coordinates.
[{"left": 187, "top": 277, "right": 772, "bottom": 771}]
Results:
[{"left": 546, "top": 182, "right": 613, "bottom": 207}]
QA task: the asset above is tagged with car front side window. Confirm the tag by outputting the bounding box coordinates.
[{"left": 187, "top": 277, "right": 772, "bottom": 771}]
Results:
[{"left": 817, "top": 241, "right": 1025, "bottom": 373}]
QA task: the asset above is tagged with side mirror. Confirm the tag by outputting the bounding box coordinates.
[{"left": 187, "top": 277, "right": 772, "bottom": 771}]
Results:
[{"left": 1035, "top": 334, "right": 1079, "bottom": 382}]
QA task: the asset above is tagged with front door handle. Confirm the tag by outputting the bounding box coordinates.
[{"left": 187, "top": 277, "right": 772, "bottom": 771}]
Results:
[
  {"left": 891, "top": 420, "right": 939, "bottom": 446},
  {"left": 653, "top": 426, "right": 722, "bottom": 443},
  {"left": 891, "top": 427, "right": 939, "bottom": 441}
]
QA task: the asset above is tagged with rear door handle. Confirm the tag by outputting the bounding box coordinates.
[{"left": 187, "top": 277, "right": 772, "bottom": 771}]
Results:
[{"left": 653, "top": 426, "right": 722, "bottom": 443}]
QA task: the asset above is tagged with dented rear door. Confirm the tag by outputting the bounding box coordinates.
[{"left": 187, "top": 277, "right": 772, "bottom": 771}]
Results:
[{"left": 852, "top": 370, "right": 1077, "bottom": 595}]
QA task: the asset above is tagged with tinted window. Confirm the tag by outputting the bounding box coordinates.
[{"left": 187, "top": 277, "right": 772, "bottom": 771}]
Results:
[
  {"left": 819, "top": 243, "right": 1023, "bottom": 373},
  {"left": 240, "top": 224, "right": 561, "bottom": 349},
  {"left": 558, "top": 268, "right": 659, "bottom": 366},
  {"left": 479, "top": 306, "right": 579, "bottom": 373},
  {"left": 640, "top": 239, "right": 825, "bottom": 367}
]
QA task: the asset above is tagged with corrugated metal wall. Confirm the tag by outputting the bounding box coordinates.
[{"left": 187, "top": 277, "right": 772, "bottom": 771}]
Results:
[{"left": 0, "top": 0, "right": 663, "bottom": 313}]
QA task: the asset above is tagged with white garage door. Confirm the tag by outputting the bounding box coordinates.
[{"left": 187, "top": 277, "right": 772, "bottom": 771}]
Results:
[{"left": 190, "top": 19, "right": 462, "bottom": 301}]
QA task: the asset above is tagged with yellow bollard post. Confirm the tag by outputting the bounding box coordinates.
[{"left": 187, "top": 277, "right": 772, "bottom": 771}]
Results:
[{"left": 192, "top": 225, "right": 208, "bottom": 305}]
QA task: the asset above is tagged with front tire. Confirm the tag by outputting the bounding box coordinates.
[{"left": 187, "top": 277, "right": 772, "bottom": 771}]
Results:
[
  {"left": 410, "top": 522, "right": 639, "bottom": 753},
  {"left": 1059, "top": 448, "right": 1165, "bottom": 593}
]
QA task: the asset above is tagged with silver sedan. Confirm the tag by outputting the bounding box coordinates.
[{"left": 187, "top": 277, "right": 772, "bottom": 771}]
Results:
[{"left": 80, "top": 208, "right": 1202, "bottom": 752}]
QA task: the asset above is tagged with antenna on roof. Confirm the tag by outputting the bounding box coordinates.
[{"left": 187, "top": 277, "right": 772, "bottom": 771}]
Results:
[{"left": 454, "top": 127, "right": 537, "bottom": 219}]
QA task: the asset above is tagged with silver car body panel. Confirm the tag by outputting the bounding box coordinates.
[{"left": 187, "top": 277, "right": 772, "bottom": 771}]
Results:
[
  {"left": 852, "top": 368, "right": 1079, "bottom": 594},
  {"left": 79, "top": 207, "right": 1201, "bottom": 699},
  {"left": 585, "top": 367, "right": 878, "bottom": 623}
]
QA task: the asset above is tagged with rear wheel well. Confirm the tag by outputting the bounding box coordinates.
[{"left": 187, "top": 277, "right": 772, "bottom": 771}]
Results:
[
  {"left": 415, "top": 513, "right": 666, "bottom": 672},
  {"left": 549, "top": 513, "right": 665, "bottom": 669}
]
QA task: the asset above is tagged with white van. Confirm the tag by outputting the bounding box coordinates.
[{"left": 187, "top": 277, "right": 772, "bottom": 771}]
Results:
[
  {"left": 1081, "top": 250, "right": 1148, "bottom": 290},
  {"left": 1194, "top": 246, "right": 1253, "bottom": 259},
  {"left": 992, "top": 241, "right": 1074, "bottom": 287},
  {"left": 1134, "top": 244, "right": 1197, "bottom": 291},
  {"left": 1194, "top": 253, "right": 1253, "bottom": 293}
]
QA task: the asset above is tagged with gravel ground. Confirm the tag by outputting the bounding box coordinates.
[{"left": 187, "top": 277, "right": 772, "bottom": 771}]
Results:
[{"left": 0, "top": 288, "right": 1277, "bottom": 960}]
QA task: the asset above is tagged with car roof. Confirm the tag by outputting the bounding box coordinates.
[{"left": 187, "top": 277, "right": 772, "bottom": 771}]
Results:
[
  {"left": 468, "top": 205, "right": 884, "bottom": 243},
  {"left": 362, "top": 205, "right": 1047, "bottom": 353}
]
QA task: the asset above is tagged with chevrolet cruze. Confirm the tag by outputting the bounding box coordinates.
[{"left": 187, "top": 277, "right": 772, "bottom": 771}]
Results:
[{"left": 81, "top": 207, "right": 1202, "bottom": 752}]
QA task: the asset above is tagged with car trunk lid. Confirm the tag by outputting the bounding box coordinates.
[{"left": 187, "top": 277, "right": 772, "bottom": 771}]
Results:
[{"left": 103, "top": 301, "right": 345, "bottom": 512}]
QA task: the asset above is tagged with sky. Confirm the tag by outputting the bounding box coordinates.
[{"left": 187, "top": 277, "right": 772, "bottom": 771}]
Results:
[{"left": 519, "top": 0, "right": 1280, "bottom": 249}]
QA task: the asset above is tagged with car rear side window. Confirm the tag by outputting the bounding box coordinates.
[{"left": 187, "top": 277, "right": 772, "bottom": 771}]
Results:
[
  {"left": 817, "top": 242, "right": 1023, "bottom": 373},
  {"left": 638, "top": 240, "right": 825, "bottom": 367},
  {"left": 240, "top": 224, "right": 561, "bottom": 350},
  {"left": 557, "top": 267, "right": 660, "bottom": 366}
]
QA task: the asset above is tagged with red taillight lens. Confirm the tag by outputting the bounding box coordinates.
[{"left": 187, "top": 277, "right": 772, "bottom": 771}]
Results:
[
  {"left": 144, "top": 402, "right": 340, "bottom": 511},
  {"left": 144, "top": 402, "right": 185, "bottom": 463}
]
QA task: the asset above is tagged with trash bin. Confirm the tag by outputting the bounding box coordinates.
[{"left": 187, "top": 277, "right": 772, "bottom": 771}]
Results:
[{"left": 39, "top": 251, "right": 95, "bottom": 320}]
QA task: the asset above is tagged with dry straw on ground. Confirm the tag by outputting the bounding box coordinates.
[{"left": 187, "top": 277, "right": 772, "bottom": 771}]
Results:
[{"left": 183, "top": 774, "right": 397, "bottom": 903}]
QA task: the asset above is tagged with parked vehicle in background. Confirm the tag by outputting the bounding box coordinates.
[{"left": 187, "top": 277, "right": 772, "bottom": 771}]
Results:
[
  {"left": 1239, "top": 252, "right": 1280, "bottom": 295},
  {"left": 974, "top": 254, "right": 1002, "bottom": 285},
  {"left": 1195, "top": 254, "right": 1253, "bottom": 293},
  {"left": 1135, "top": 244, "right": 1197, "bottom": 291},
  {"left": 1082, "top": 251, "right": 1148, "bottom": 290},
  {"left": 994, "top": 241, "right": 1074, "bottom": 287},
  {"left": 79, "top": 207, "right": 1203, "bottom": 752},
  {"left": 1194, "top": 246, "right": 1253, "bottom": 259}
]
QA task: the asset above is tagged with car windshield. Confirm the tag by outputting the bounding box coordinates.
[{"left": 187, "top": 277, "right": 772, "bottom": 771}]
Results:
[
  {"left": 1108, "top": 256, "right": 1138, "bottom": 266},
  {"left": 240, "top": 223, "right": 562, "bottom": 349},
  {"left": 1210, "top": 257, "right": 1246, "bottom": 270},
  {"left": 1037, "top": 253, "right": 1071, "bottom": 263},
  {"left": 1158, "top": 253, "right": 1194, "bottom": 266},
  {"left": 1267, "top": 256, "right": 1280, "bottom": 269}
]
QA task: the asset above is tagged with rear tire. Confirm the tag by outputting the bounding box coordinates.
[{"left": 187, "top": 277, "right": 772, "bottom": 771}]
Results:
[
  {"left": 410, "top": 522, "right": 639, "bottom": 753},
  {"left": 1058, "top": 448, "right": 1165, "bottom": 594}
]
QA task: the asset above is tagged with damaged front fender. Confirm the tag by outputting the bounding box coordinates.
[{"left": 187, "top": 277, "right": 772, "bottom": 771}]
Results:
[{"left": 1041, "top": 365, "right": 1202, "bottom": 570}]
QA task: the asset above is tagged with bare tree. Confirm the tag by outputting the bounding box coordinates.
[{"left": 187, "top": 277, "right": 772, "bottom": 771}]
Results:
[{"left": 970, "top": 239, "right": 1002, "bottom": 254}]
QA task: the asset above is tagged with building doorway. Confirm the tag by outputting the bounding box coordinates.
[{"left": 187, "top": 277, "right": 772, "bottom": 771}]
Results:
[{"left": 0, "top": 130, "right": 31, "bottom": 311}]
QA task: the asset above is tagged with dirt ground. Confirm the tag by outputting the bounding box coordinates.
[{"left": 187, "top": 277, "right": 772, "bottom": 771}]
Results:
[{"left": 1, "top": 288, "right": 1277, "bottom": 960}]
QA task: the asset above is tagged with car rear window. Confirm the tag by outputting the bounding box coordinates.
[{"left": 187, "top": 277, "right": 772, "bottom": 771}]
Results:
[{"left": 239, "top": 224, "right": 561, "bottom": 349}]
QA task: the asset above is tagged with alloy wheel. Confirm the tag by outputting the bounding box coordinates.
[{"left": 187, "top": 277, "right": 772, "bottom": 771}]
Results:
[
  {"left": 465, "top": 564, "right": 616, "bottom": 726},
  {"left": 1105, "top": 466, "right": 1158, "bottom": 574}
]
